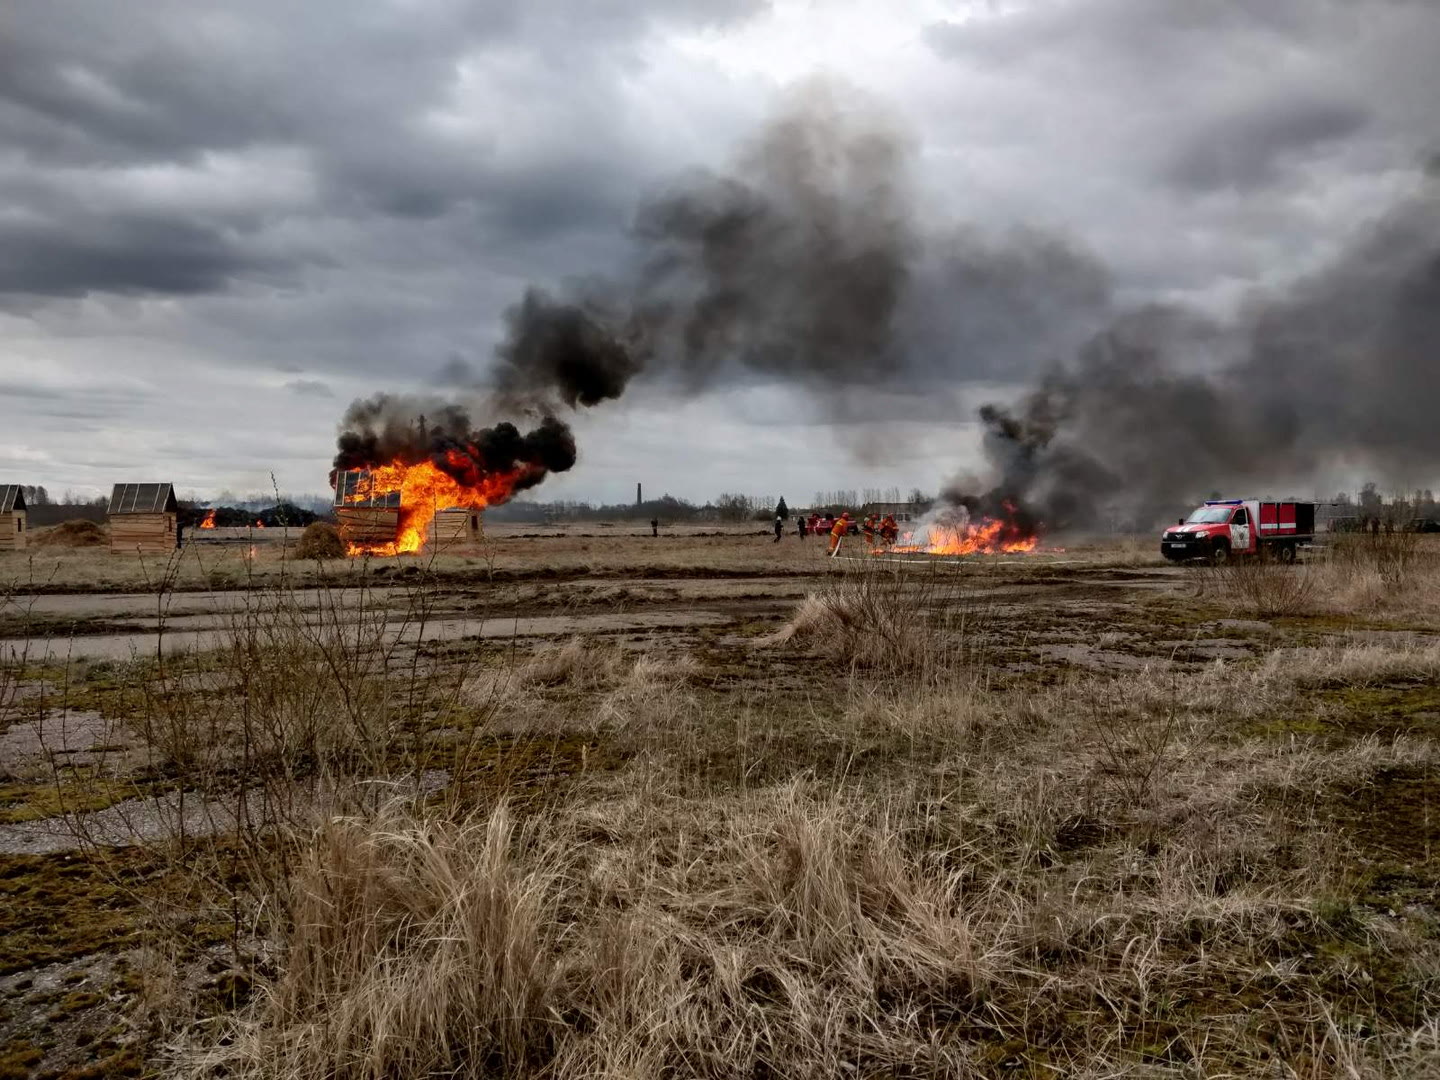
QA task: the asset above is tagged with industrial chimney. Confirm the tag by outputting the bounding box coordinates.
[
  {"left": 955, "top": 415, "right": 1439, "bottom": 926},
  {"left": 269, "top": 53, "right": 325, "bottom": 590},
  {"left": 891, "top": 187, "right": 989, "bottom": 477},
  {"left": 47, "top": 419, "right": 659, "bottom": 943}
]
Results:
[{"left": 636, "top": 482, "right": 642, "bottom": 507}]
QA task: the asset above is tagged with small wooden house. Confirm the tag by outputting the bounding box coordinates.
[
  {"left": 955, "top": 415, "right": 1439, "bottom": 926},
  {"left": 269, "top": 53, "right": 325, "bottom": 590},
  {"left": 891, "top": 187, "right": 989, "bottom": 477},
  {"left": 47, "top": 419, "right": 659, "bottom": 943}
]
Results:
[
  {"left": 0, "top": 486, "right": 27, "bottom": 551},
  {"left": 108, "top": 483, "right": 179, "bottom": 553},
  {"left": 430, "top": 507, "right": 483, "bottom": 549},
  {"left": 334, "top": 470, "right": 400, "bottom": 549}
]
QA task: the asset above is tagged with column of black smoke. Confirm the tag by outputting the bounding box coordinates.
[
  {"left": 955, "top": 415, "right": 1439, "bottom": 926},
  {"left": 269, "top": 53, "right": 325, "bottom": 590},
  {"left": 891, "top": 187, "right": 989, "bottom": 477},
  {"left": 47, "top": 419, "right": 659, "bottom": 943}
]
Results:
[{"left": 332, "top": 395, "right": 576, "bottom": 496}]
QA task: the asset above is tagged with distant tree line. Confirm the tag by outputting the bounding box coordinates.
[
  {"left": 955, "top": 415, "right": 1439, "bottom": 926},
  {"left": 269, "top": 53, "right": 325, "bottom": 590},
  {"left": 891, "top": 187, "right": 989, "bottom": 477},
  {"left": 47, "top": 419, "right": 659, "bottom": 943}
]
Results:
[
  {"left": 1328, "top": 484, "right": 1440, "bottom": 528},
  {"left": 178, "top": 502, "right": 322, "bottom": 528}
]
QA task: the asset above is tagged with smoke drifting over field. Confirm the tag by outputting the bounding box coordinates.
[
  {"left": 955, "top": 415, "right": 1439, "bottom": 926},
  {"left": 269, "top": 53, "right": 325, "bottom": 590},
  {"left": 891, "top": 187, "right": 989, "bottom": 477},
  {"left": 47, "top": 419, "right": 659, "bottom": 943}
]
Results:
[
  {"left": 342, "top": 81, "right": 1440, "bottom": 527},
  {"left": 978, "top": 178, "right": 1440, "bottom": 530}
]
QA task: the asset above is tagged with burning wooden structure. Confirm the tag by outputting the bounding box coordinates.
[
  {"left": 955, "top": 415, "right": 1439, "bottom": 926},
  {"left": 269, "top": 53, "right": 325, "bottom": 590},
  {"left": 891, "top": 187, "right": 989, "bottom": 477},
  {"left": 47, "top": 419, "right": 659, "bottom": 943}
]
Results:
[
  {"left": 334, "top": 469, "right": 401, "bottom": 551},
  {"left": 108, "top": 483, "right": 179, "bottom": 553},
  {"left": 430, "top": 507, "right": 483, "bottom": 549},
  {"left": 0, "top": 486, "right": 27, "bottom": 551}
]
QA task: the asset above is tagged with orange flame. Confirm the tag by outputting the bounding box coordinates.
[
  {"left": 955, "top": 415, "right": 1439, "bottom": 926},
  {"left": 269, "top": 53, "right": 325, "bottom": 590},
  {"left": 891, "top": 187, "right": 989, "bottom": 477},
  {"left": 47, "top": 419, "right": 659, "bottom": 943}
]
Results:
[
  {"left": 894, "top": 518, "right": 1038, "bottom": 555},
  {"left": 254, "top": 519, "right": 265, "bottom": 529},
  {"left": 341, "top": 454, "right": 522, "bottom": 556},
  {"left": 200, "top": 509, "right": 217, "bottom": 529},
  {"left": 888, "top": 505, "right": 1040, "bottom": 556}
]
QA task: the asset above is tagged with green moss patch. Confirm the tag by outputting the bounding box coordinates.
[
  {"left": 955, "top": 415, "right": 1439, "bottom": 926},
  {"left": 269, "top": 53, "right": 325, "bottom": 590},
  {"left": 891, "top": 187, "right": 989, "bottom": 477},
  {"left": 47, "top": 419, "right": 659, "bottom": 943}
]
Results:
[{"left": 0, "top": 850, "right": 163, "bottom": 975}]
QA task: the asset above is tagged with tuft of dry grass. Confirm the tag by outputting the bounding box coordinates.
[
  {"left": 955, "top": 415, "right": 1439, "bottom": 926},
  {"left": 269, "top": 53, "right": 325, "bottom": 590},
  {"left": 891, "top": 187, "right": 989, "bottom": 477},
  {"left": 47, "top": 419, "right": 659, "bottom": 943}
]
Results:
[
  {"left": 1264, "top": 637, "right": 1440, "bottom": 689},
  {"left": 763, "top": 563, "right": 983, "bottom": 679}
]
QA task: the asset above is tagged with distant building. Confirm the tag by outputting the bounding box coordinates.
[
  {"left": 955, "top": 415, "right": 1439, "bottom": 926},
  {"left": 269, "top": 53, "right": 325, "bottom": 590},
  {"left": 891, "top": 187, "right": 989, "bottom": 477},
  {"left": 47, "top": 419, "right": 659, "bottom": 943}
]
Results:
[
  {"left": 108, "top": 484, "right": 179, "bottom": 553},
  {"left": 0, "top": 486, "right": 28, "bottom": 551}
]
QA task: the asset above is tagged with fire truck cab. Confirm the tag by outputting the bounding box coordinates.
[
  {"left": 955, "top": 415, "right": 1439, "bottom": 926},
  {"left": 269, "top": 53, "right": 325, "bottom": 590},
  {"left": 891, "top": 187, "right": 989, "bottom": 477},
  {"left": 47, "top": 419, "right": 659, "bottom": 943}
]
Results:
[{"left": 1161, "top": 499, "right": 1315, "bottom": 564}]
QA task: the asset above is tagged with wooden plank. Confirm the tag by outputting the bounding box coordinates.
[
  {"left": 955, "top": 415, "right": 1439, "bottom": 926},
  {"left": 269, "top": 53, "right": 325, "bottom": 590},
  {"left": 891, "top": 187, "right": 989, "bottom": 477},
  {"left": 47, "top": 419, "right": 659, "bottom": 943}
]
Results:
[
  {"left": 337, "top": 508, "right": 399, "bottom": 546},
  {"left": 108, "top": 512, "right": 176, "bottom": 553},
  {"left": 0, "top": 512, "right": 19, "bottom": 551}
]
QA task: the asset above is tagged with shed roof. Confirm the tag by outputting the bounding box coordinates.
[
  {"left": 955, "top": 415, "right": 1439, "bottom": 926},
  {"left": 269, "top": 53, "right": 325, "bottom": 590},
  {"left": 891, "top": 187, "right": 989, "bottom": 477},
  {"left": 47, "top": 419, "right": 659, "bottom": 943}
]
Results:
[
  {"left": 334, "top": 469, "right": 401, "bottom": 509},
  {"left": 0, "top": 486, "right": 25, "bottom": 513},
  {"left": 109, "top": 483, "right": 178, "bottom": 515}
]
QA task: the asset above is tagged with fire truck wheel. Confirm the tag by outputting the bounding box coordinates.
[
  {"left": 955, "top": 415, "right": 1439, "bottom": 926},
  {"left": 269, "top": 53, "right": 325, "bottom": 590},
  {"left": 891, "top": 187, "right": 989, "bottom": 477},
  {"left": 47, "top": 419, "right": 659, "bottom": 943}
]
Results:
[
  {"left": 1274, "top": 543, "right": 1296, "bottom": 565},
  {"left": 1208, "top": 541, "right": 1230, "bottom": 565}
]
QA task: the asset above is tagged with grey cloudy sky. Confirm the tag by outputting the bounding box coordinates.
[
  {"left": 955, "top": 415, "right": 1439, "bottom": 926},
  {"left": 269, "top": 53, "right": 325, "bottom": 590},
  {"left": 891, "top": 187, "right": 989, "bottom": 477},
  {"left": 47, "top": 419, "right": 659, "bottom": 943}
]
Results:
[{"left": 2, "top": 0, "right": 1437, "bottom": 505}]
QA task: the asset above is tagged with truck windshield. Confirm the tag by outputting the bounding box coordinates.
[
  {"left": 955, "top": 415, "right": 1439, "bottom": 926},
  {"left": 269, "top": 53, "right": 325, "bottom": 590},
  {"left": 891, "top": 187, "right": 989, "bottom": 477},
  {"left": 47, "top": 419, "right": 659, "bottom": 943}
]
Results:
[{"left": 1186, "top": 507, "right": 1235, "bottom": 524}]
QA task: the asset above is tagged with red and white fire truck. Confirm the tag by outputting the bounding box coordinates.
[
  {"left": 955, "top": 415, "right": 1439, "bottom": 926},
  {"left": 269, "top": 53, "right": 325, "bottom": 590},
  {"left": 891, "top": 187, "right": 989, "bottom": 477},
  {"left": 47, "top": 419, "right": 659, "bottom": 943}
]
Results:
[{"left": 1160, "top": 499, "right": 1316, "bottom": 564}]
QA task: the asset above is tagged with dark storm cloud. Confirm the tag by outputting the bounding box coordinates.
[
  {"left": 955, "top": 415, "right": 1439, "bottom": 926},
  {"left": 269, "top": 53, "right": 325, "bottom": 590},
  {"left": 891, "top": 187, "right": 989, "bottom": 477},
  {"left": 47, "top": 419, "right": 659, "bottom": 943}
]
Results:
[
  {"left": 1164, "top": 97, "right": 1371, "bottom": 193},
  {"left": 0, "top": 0, "right": 768, "bottom": 301},
  {"left": 0, "top": 214, "right": 278, "bottom": 299}
]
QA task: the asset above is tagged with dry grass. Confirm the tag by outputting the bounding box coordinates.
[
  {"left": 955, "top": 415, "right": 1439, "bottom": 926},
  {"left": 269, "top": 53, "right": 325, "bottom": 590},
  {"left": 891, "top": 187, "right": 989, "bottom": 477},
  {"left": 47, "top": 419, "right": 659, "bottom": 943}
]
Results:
[
  {"left": 763, "top": 563, "right": 984, "bottom": 680},
  {"left": 292, "top": 521, "right": 345, "bottom": 560},
  {"left": 4, "top": 539, "right": 1439, "bottom": 1078},
  {"left": 1265, "top": 637, "right": 1440, "bottom": 689},
  {"left": 185, "top": 700, "right": 1437, "bottom": 1079},
  {"left": 31, "top": 519, "right": 108, "bottom": 548},
  {"left": 1199, "top": 532, "right": 1440, "bottom": 621},
  {"left": 1200, "top": 558, "right": 1320, "bottom": 617}
]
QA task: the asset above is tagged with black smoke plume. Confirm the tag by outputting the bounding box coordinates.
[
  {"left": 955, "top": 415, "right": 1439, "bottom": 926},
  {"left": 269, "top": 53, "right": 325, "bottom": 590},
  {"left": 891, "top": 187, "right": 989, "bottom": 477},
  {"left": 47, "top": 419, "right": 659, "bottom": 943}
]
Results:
[
  {"left": 477, "top": 82, "right": 1104, "bottom": 420},
  {"left": 961, "top": 176, "right": 1440, "bottom": 532},
  {"left": 333, "top": 394, "right": 576, "bottom": 497}
]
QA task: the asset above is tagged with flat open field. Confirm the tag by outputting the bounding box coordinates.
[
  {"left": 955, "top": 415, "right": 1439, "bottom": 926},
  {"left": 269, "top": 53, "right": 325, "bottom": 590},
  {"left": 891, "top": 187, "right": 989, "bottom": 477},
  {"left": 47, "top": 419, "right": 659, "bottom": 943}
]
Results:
[{"left": 0, "top": 525, "right": 1437, "bottom": 1078}]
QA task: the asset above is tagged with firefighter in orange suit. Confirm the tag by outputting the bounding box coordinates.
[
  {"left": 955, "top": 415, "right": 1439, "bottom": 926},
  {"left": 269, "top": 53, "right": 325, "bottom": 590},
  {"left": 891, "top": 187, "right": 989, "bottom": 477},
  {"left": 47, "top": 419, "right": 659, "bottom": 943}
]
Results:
[
  {"left": 828, "top": 513, "right": 850, "bottom": 556},
  {"left": 862, "top": 515, "right": 876, "bottom": 547},
  {"left": 880, "top": 515, "right": 898, "bottom": 546}
]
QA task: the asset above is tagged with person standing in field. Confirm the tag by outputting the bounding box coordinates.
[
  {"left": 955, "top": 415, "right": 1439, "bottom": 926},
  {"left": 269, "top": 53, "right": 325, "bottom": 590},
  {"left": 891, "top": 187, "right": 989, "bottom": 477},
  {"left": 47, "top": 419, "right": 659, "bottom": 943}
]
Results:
[
  {"left": 773, "top": 515, "right": 783, "bottom": 543},
  {"left": 651, "top": 517, "right": 658, "bottom": 538},
  {"left": 797, "top": 514, "right": 807, "bottom": 539},
  {"left": 828, "top": 512, "right": 850, "bottom": 556}
]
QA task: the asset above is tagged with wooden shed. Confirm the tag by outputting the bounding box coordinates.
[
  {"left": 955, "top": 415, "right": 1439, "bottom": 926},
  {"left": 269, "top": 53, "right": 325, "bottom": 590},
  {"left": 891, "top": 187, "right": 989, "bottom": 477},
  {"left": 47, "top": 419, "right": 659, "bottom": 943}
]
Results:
[
  {"left": 334, "top": 470, "right": 400, "bottom": 550},
  {"left": 430, "top": 507, "right": 483, "bottom": 550},
  {"left": 0, "top": 486, "right": 27, "bottom": 551},
  {"left": 108, "top": 483, "right": 179, "bottom": 553}
]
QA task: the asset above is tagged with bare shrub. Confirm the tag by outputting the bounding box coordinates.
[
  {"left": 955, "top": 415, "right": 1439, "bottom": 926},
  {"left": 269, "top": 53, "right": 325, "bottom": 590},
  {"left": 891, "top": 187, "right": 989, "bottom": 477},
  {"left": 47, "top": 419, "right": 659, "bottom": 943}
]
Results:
[
  {"left": 1307, "top": 531, "right": 1440, "bottom": 615},
  {"left": 292, "top": 521, "right": 345, "bottom": 560},
  {"left": 1200, "top": 559, "right": 1319, "bottom": 617}
]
